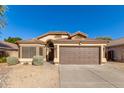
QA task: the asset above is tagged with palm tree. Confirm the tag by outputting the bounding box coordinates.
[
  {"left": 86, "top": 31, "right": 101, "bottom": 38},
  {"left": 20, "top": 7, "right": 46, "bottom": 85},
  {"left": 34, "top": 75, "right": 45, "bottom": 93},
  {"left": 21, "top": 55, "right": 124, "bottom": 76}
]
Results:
[{"left": 0, "top": 5, "right": 6, "bottom": 28}]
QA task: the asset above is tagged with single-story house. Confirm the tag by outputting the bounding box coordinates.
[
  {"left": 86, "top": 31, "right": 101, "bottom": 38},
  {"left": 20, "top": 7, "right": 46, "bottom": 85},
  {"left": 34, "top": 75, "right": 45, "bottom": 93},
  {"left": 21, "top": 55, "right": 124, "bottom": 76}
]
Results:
[
  {"left": 107, "top": 38, "right": 124, "bottom": 62},
  {"left": 16, "top": 31, "right": 108, "bottom": 65},
  {"left": 0, "top": 41, "right": 18, "bottom": 57}
]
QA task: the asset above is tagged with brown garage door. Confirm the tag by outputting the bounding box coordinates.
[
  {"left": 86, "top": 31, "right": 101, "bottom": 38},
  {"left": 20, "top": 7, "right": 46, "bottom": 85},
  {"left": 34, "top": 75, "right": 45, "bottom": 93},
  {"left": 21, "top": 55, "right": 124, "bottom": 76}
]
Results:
[{"left": 60, "top": 46, "right": 100, "bottom": 64}]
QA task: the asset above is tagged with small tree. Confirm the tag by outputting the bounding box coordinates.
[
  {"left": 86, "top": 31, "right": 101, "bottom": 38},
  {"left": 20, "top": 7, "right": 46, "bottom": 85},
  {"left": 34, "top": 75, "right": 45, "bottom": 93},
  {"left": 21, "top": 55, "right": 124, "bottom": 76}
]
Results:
[
  {"left": 4, "top": 37, "right": 22, "bottom": 43},
  {"left": 96, "top": 36, "right": 112, "bottom": 40}
]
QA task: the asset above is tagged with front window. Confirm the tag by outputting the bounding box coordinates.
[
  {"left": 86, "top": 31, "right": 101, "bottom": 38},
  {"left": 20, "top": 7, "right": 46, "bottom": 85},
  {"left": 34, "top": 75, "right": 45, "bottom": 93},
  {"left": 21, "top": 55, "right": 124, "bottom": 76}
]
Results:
[
  {"left": 39, "top": 47, "right": 43, "bottom": 56},
  {"left": 22, "top": 47, "right": 36, "bottom": 58}
]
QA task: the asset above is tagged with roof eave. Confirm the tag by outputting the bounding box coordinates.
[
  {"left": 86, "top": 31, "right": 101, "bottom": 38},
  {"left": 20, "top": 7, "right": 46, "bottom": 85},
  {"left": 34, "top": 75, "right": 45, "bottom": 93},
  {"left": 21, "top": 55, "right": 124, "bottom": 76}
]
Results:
[{"left": 36, "top": 32, "right": 70, "bottom": 39}]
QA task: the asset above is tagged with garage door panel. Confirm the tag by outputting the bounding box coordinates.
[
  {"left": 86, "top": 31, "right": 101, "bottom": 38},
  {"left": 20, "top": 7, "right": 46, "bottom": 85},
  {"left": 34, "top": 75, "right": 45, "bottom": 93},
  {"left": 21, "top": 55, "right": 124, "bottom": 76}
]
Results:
[{"left": 60, "top": 46, "right": 100, "bottom": 64}]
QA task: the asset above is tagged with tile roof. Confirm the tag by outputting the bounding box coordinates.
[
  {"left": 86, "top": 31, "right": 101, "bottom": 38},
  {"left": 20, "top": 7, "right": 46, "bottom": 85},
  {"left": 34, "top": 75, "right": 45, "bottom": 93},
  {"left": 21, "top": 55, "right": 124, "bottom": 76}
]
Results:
[
  {"left": 107, "top": 38, "right": 124, "bottom": 47},
  {"left": 16, "top": 39, "right": 45, "bottom": 44},
  {"left": 17, "top": 31, "right": 109, "bottom": 45},
  {"left": 36, "top": 31, "right": 70, "bottom": 39},
  {"left": 70, "top": 31, "right": 88, "bottom": 38},
  {"left": 46, "top": 31, "right": 69, "bottom": 35},
  {"left": 0, "top": 41, "right": 18, "bottom": 50}
]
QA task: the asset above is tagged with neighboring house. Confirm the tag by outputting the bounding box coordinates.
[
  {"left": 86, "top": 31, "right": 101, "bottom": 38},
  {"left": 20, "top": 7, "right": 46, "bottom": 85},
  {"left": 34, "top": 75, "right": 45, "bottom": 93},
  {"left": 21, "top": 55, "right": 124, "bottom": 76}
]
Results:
[
  {"left": 16, "top": 31, "right": 108, "bottom": 65},
  {"left": 0, "top": 41, "right": 18, "bottom": 57},
  {"left": 107, "top": 38, "right": 124, "bottom": 62}
]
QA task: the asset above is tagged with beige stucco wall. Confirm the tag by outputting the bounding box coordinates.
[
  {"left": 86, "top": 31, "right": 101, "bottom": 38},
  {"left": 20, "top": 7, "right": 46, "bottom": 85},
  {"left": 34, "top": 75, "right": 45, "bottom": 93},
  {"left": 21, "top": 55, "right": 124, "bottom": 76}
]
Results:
[
  {"left": 19, "top": 44, "right": 43, "bottom": 58},
  {"left": 107, "top": 45, "right": 124, "bottom": 61},
  {"left": 19, "top": 44, "right": 46, "bottom": 64},
  {"left": 19, "top": 44, "right": 43, "bottom": 46},
  {"left": 18, "top": 43, "right": 107, "bottom": 64},
  {"left": 6, "top": 50, "right": 18, "bottom": 58},
  {"left": 71, "top": 35, "right": 86, "bottom": 40},
  {"left": 53, "top": 44, "right": 107, "bottom": 64},
  {"left": 38, "top": 35, "right": 69, "bottom": 42}
]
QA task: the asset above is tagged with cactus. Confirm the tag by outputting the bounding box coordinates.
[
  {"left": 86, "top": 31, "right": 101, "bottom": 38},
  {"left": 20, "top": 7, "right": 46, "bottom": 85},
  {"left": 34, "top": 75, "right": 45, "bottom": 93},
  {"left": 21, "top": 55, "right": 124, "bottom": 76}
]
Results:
[
  {"left": 7, "top": 57, "right": 18, "bottom": 65},
  {"left": 32, "top": 56, "right": 44, "bottom": 66}
]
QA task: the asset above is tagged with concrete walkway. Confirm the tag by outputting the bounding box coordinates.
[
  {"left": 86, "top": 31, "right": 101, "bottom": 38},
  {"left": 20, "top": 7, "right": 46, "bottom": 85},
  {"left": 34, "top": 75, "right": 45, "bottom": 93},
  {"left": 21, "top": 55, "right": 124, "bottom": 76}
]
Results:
[{"left": 60, "top": 62, "right": 124, "bottom": 88}]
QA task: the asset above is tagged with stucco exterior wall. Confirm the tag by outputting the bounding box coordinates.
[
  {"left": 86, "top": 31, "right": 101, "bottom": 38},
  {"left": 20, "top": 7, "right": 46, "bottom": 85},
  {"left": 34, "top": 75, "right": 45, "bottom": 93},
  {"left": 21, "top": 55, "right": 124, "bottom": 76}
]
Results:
[
  {"left": 6, "top": 50, "right": 18, "bottom": 57},
  {"left": 107, "top": 45, "right": 124, "bottom": 62},
  {"left": 39, "top": 35, "right": 69, "bottom": 42},
  {"left": 18, "top": 44, "right": 45, "bottom": 64},
  {"left": 71, "top": 35, "right": 86, "bottom": 40},
  {"left": 53, "top": 44, "right": 107, "bottom": 64},
  {"left": 18, "top": 43, "right": 107, "bottom": 64}
]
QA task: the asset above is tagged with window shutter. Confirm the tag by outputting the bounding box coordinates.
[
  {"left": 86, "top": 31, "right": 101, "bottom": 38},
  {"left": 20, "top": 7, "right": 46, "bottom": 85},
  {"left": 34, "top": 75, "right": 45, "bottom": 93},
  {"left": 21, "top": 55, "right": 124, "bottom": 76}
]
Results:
[{"left": 22, "top": 47, "right": 36, "bottom": 58}]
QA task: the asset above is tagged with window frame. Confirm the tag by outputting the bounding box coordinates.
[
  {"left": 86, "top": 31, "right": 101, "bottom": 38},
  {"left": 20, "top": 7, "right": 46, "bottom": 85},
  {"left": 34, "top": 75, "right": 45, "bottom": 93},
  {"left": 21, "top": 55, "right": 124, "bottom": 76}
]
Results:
[{"left": 21, "top": 46, "right": 36, "bottom": 58}]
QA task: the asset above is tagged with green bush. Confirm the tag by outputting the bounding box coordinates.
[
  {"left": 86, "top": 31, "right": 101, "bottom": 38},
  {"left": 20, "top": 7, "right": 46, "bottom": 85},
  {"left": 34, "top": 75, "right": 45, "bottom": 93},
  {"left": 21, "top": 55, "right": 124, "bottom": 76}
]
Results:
[
  {"left": 32, "top": 56, "right": 44, "bottom": 66},
  {"left": 0, "top": 57, "right": 7, "bottom": 63},
  {"left": 7, "top": 57, "right": 18, "bottom": 65}
]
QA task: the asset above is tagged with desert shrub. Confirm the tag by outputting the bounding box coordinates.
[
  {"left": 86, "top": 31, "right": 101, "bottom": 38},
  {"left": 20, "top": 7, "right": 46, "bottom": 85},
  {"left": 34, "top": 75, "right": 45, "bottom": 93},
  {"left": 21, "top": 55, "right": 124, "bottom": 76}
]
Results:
[
  {"left": 32, "top": 56, "right": 44, "bottom": 66},
  {"left": 7, "top": 57, "right": 18, "bottom": 65},
  {"left": 0, "top": 57, "right": 7, "bottom": 63}
]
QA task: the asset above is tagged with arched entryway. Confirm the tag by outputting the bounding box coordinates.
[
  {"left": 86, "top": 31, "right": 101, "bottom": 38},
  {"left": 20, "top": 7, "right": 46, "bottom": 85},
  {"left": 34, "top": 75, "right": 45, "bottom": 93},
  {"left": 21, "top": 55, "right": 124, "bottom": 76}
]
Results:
[{"left": 46, "top": 40, "right": 54, "bottom": 64}]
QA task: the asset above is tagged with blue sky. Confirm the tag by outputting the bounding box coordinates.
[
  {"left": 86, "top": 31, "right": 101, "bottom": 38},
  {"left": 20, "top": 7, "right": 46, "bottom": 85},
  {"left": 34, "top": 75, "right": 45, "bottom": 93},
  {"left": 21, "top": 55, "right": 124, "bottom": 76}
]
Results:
[{"left": 0, "top": 5, "right": 124, "bottom": 40}]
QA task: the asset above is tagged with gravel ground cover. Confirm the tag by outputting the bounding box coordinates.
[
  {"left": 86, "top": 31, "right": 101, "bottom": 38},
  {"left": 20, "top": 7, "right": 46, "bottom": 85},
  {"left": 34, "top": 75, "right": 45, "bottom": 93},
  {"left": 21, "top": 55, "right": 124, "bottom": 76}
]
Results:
[{"left": 0, "top": 62, "right": 59, "bottom": 88}]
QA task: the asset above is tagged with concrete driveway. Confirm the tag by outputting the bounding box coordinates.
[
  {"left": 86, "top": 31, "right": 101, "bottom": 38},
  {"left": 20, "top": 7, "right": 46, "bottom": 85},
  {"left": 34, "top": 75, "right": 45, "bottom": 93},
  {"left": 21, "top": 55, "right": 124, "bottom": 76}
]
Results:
[{"left": 60, "top": 62, "right": 124, "bottom": 88}]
